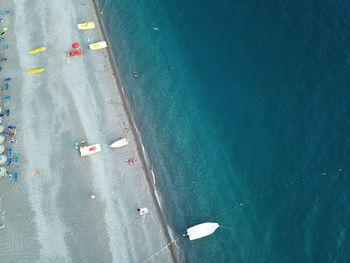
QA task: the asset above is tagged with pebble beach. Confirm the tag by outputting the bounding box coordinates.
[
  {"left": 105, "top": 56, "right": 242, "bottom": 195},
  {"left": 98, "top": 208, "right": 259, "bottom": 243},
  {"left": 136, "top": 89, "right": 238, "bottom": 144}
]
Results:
[{"left": 0, "top": 1, "right": 178, "bottom": 262}]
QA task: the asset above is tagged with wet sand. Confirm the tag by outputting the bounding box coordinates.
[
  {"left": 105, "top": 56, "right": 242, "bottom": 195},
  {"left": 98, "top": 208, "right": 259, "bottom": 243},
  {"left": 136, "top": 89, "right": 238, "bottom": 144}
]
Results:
[{"left": 0, "top": 0, "right": 178, "bottom": 262}]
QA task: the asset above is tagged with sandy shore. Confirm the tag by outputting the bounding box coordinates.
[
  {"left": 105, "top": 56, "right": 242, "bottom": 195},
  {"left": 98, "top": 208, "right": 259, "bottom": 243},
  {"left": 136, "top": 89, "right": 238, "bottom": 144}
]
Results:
[{"left": 0, "top": 0, "right": 178, "bottom": 262}]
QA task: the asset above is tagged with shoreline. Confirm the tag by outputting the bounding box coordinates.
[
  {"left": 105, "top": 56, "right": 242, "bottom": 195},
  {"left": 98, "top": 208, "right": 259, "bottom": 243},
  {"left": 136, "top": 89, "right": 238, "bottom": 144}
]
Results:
[{"left": 90, "top": 1, "right": 181, "bottom": 262}]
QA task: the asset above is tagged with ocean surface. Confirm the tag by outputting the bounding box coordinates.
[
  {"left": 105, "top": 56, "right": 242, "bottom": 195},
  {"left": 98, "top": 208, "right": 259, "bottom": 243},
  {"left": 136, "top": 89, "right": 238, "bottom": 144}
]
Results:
[{"left": 97, "top": 0, "right": 350, "bottom": 262}]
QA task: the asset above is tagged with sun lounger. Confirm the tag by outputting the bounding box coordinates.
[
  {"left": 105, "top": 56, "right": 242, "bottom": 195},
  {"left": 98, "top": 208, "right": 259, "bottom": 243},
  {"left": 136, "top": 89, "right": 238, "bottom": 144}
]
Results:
[
  {"left": 8, "top": 125, "right": 15, "bottom": 129},
  {"left": 14, "top": 156, "right": 18, "bottom": 163},
  {"left": 5, "top": 83, "right": 9, "bottom": 90},
  {"left": 13, "top": 171, "right": 18, "bottom": 182},
  {"left": 5, "top": 109, "right": 9, "bottom": 115},
  {"left": 0, "top": 10, "right": 10, "bottom": 14},
  {"left": 8, "top": 147, "right": 12, "bottom": 155},
  {"left": 6, "top": 157, "right": 12, "bottom": 166},
  {"left": 3, "top": 77, "right": 10, "bottom": 82},
  {"left": 0, "top": 67, "right": 2, "bottom": 72},
  {"left": 1, "top": 96, "right": 10, "bottom": 100},
  {"left": 1, "top": 58, "right": 7, "bottom": 61}
]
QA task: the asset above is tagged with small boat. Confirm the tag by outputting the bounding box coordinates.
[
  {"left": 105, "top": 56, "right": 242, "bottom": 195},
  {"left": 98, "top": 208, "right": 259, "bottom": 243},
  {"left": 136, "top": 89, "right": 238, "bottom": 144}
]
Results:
[
  {"left": 80, "top": 143, "right": 102, "bottom": 157},
  {"left": 77, "top": 22, "right": 96, "bottom": 30},
  {"left": 187, "top": 222, "right": 219, "bottom": 240},
  {"left": 28, "top": 47, "right": 46, "bottom": 54},
  {"left": 89, "top": 41, "right": 107, "bottom": 50},
  {"left": 27, "top": 68, "right": 45, "bottom": 74},
  {"left": 67, "top": 50, "right": 84, "bottom": 57},
  {"left": 110, "top": 138, "right": 128, "bottom": 148}
]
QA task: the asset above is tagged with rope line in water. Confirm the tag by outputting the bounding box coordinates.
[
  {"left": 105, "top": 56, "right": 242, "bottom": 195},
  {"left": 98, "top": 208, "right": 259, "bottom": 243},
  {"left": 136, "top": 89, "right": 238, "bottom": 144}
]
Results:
[
  {"left": 141, "top": 231, "right": 187, "bottom": 263},
  {"left": 213, "top": 169, "right": 341, "bottom": 221},
  {"left": 141, "top": 169, "right": 342, "bottom": 262}
]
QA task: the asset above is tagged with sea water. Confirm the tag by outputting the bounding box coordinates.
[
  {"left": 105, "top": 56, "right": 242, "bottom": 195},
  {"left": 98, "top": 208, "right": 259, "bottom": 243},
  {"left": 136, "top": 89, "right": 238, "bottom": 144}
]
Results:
[{"left": 97, "top": 0, "right": 350, "bottom": 262}]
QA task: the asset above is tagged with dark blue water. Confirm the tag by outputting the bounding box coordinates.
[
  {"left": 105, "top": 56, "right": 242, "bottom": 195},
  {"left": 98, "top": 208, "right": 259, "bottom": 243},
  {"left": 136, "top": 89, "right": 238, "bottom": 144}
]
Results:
[{"left": 97, "top": 0, "right": 350, "bottom": 262}]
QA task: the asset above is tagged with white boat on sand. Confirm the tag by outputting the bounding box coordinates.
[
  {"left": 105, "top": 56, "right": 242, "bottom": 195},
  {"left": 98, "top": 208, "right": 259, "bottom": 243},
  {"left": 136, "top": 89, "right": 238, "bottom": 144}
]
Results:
[
  {"left": 80, "top": 143, "right": 101, "bottom": 157},
  {"left": 187, "top": 222, "right": 219, "bottom": 240},
  {"left": 77, "top": 22, "right": 95, "bottom": 30},
  {"left": 110, "top": 138, "right": 129, "bottom": 148},
  {"left": 89, "top": 41, "right": 107, "bottom": 50}
]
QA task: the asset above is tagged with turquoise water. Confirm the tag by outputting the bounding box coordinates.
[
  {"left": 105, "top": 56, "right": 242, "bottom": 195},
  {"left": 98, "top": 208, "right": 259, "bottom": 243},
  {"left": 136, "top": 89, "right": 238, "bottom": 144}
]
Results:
[{"left": 98, "top": 0, "right": 350, "bottom": 262}]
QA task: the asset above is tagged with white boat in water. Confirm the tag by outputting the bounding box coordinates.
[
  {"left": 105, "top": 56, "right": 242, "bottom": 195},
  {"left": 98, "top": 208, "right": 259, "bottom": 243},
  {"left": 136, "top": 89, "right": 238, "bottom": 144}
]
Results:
[
  {"left": 187, "top": 222, "right": 219, "bottom": 240},
  {"left": 80, "top": 143, "right": 102, "bottom": 157},
  {"left": 110, "top": 138, "right": 128, "bottom": 148}
]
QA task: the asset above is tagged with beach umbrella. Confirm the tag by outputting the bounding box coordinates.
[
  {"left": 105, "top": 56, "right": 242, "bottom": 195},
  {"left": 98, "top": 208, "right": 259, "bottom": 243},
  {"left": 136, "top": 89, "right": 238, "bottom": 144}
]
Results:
[
  {"left": 0, "top": 125, "right": 4, "bottom": 133},
  {"left": 0, "top": 135, "right": 4, "bottom": 144},
  {"left": 0, "top": 144, "right": 4, "bottom": 153},
  {"left": 0, "top": 166, "right": 6, "bottom": 176},
  {"left": 0, "top": 155, "right": 7, "bottom": 165},
  {"left": 72, "top": 42, "right": 80, "bottom": 49}
]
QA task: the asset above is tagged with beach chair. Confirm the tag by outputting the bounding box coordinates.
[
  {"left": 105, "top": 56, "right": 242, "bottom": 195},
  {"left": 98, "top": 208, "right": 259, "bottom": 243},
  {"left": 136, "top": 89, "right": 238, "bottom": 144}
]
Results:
[
  {"left": 6, "top": 156, "right": 12, "bottom": 166},
  {"left": 0, "top": 10, "right": 10, "bottom": 14},
  {"left": 8, "top": 147, "right": 12, "bottom": 155},
  {"left": 13, "top": 171, "right": 18, "bottom": 182},
  {"left": 14, "top": 156, "right": 18, "bottom": 163},
  {"left": 1, "top": 96, "right": 10, "bottom": 100},
  {"left": 5, "top": 83, "right": 9, "bottom": 90},
  {"left": 8, "top": 125, "right": 15, "bottom": 129},
  {"left": 5, "top": 109, "right": 9, "bottom": 116},
  {"left": 3, "top": 77, "right": 10, "bottom": 82},
  {"left": 1, "top": 58, "right": 7, "bottom": 61}
]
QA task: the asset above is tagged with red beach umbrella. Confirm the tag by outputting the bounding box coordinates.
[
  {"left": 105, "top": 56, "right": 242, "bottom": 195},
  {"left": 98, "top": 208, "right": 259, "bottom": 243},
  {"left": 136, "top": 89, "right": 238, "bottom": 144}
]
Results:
[{"left": 72, "top": 42, "right": 80, "bottom": 49}]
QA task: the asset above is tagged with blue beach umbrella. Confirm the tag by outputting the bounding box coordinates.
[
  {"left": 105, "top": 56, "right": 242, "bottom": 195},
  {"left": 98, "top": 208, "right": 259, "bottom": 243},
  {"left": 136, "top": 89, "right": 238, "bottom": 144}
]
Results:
[{"left": 0, "top": 154, "right": 7, "bottom": 165}]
